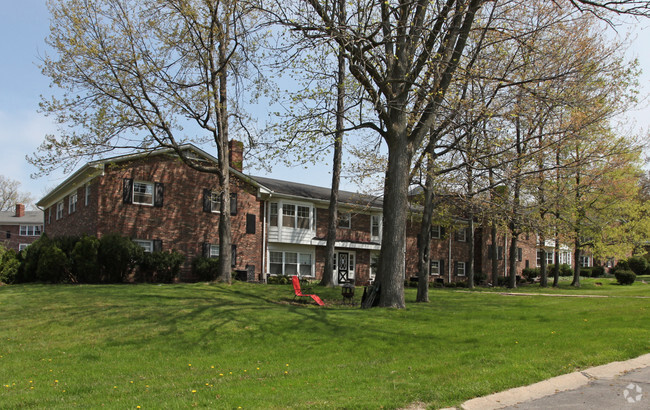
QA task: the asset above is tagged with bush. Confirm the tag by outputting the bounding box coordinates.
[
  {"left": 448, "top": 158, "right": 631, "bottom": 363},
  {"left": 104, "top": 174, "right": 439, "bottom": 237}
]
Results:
[
  {"left": 612, "top": 259, "right": 630, "bottom": 275},
  {"left": 614, "top": 270, "right": 636, "bottom": 285},
  {"left": 20, "top": 234, "right": 53, "bottom": 283},
  {"left": 522, "top": 267, "right": 540, "bottom": 282},
  {"left": 70, "top": 235, "right": 101, "bottom": 283},
  {"left": 627, "top": 256, "right": 649, "bottom": 276},
  {"left": 138, "top": 250, "right": 185, "bottom": 283},
  {"left": 580, "top": 267, "right": 592, "bottom": 277},
  {"left": 591, "top": 265, "right": 605, "bottom": 278},
  {"left": 0, "top": 246, "right": 20, "bottom": 284},
  {"left": 560, "top": 264, "right": 573, "bottom": 277},
  {"left": 267, "top": 275, "right": 292, "bottom": 285},
  {"left": 36, "top": 244, "right": 69, "bottom": 283},
  {"left": 191, "top": 256, "right": 220, "bottom": 282},
  {"left": 98, "top": 234, "right": 143, "bottom": 283}
]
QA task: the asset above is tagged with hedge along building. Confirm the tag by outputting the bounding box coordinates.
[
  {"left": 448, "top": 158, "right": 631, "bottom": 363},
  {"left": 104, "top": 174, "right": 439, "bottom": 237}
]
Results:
[{"left": 37, "top": 141, "right": 578, "bottom": 284}]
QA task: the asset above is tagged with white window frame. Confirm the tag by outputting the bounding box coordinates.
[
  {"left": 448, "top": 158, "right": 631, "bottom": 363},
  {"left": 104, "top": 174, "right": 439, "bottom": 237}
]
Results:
[
  {"left": 282, "top": 204, "right": 296, "bottom": 228},
  {"left": 132, "top": 181, "right": 154, "bottom": 206},
  {"left": 371, "top": 215, "right": 381, "bottom": 239},
  {"left": 431, "top": 225, "right": 442, "bottom": 239},
  {"left": 297, "top": 206, "right": 310, "bottom": 230},
  {"left": 209, "top": 245, "right": 220, "bottom": 258},
  {"left": 56, "top": 201, "right": 64, "bottom": 220},
  {"left": 69, "top": 192, "right": 78, "bottom": 214},
  {"left": 268, "top": 250, "right": 314, "bottom": 277},
  {"left": 269, "top": 202, "right": 278, "bottom": 226},
  {"left": 455, "top": 228, "right": 467, "bottom": 242},
  {"left": 85, "top": 183, "right": 91, "bottom": 206},
  {"left": 19, "top": 225, "right": 42, "bottom": 236},
  {"left": 133, "top": 239, "right": 153, "bottom": 253},
  {"left": 48, "top": 208, "right": 52, "bottom": 224},
  {"left": 338, "top": 212, "right": 351, "bottom": 229},
  {"left": 457, "top": 261, "right": 466, "bottom": 276},
  {"left": 370, "top": 253, "right": 379, "bottom": 281},
  {"left": 210, "top": 191, "right": 222, "bottom": 213},
  {"left": 430, "top": 260, "right": 441, "bottom": 276},
  {"left": 580, "top": 255, "right": 591, "bottom": 268},
  {"left": 18, "top": 243, "right": 29, "bottom": 251}
]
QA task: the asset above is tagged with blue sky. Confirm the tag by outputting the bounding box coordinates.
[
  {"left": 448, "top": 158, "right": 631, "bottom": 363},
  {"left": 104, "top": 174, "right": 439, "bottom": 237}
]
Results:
[{"left": 1, "top": 1, "right": 649, "bottom": 207}]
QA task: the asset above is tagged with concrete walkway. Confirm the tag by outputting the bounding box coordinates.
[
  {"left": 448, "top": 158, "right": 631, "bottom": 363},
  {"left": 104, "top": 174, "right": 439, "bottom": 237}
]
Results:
[{"left": 458, "top": 353, "right": 650, "bottom": 410}]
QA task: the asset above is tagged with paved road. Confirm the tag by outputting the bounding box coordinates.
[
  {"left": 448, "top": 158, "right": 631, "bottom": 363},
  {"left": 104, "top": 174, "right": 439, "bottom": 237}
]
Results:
[
  {"left": 500, "top": 366, "right": 649, "bottom": 409},
  {"left": 459, "top": 354, "right": 650, "bottom": 410}
]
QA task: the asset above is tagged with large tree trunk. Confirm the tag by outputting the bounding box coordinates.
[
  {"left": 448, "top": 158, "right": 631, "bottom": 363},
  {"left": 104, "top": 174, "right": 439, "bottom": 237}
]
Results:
[
  {"left": 321, "top": 15, "right": 346, "bottom": 287},
  {"left": 572, "top": 239, "right": 582, "bottom": 287},
  {"left": 553, "top": 235, "right": 560, "bottom": 287},
  {"left": 468, "top": 216, "right": 475, "bottom": 289},
  {"left": 374, "top": 138, "right": 411, "bottom": 309},
  {"left": 416, "top": 155, "right": 435, "bottom": 302},
  {"left": 508, "top": 230, "right": 518, "bottom": 289},
  {"left": 539, "top": 234, "right": 548, "bottom": 287}
]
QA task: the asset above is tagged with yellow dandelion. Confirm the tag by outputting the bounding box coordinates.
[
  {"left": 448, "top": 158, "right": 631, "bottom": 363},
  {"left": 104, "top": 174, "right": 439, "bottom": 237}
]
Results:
[
  {"left": 114, "top": 386, "right": 117, "bottom": 389},
  {"left": 244, "top": 370, "right": 247, "bottom": 372},
  {"left": 284, "top": 371, "right": 288, "bottom": 374},
  {"left": 29, "top": 380, "right": 33, "bottom": 383},
  {"left": 137, "top": 407, "right": 141, "bottom": 409},
  {"left": 54, "top": 380, "right": 58, "bottom": 383},
  {"left": 286, "top": 364, "right": 289, "bottom": 367},
  {"left": 188, "top": 364, "right": 192, "bottom": 367},
  {"left": 219, "top": 374, "right": 224, "bottom": 377},
  {"left": 191, "top": 390, "right": 197, "bottom": 393},
  {"left": 130, "top": 381, "right": 134, "bottom": 384},
  {"left": 229, "top": 372, "right": 232, "bottom": 375},
  {"left": 211, "top": 365, "right": 215, "bottom": 369},
  {"left": 256, "top": 367, "right": 260, "bottom": 370},
  {"left": 30, "top": 386, "right": 34, "bottom": 390},
  {"left": 205, "top": 383, "right": 209, "bottom": 386}
]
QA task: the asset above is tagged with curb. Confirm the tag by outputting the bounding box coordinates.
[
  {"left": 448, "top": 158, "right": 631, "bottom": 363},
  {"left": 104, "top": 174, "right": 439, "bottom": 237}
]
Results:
[{"left": 459, "top": 353, "right": 650, "bottom": 410}]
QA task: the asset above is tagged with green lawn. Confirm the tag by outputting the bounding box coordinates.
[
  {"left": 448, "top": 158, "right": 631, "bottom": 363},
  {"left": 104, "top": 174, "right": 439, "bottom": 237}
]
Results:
[{"left": 0, "top": 281, "right": 648, "bottom": 409}]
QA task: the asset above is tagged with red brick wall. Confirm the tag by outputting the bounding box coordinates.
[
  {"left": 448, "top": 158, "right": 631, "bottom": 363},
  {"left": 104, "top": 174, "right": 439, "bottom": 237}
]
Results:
[
  {"left": 44, "top": 181, "right": 99, "bottom": 238},
  {"left": 44, "top": 155, "right": 264, "bottom": 281},
  {"left": 315, "top": 207, "right": 373, "bottom": 243},
  {"left": 1, "top": 224, "right": 41, "bottom": 252},
  {"left": 314, "top": 247, "right": 372, "bottom": 286}
]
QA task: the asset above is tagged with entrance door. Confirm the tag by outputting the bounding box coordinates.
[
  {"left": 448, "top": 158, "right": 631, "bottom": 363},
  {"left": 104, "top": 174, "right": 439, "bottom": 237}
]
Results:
[{"left": 338, "top": 252, "right": 349, "bottom": 283}]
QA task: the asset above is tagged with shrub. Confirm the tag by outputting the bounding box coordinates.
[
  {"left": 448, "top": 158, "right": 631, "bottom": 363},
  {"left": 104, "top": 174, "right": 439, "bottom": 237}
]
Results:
[
  {"left": 70, "top": 235, "right": 101, "bottom": 283},
  {"left": 627, "top": 256, "right": 649, "bottom": 276},
  {"left": 98, "top": 234, "right": 143, "bottom": 283},
  {"left": 580, "top": 267, "right": 592, "bottom": 277},
  {"left": 614, "top": 270, "right": 636, "bottom": 285},
  {"left": 522, "top": 267, "right": 540, "bottom": 282},
  {"left": 20, "top": 234, "right": 53, "bottom": 283},
  {"left": 0, "top": 246, "right": 20, "bottom": 284},
  {"left": 559, "top": 264, "right": 573, "bottom": 277},
  {"left": 612, "top": 259, "right": 630, "bottom": 275},
  {"left": 267, "top": 275, "right": 291, "bottom": 285},
  {"left": 138, "top": 250, "right": 185, "bottom": 283},
  {"left": 191, "top": 256, "right": 220, "bottom": 281},
  {"left": 590, "top": 265, "right": 605, "bottom": 278},
  {"left": 36, "top": 244, "right": 69, "bottom": 283}
]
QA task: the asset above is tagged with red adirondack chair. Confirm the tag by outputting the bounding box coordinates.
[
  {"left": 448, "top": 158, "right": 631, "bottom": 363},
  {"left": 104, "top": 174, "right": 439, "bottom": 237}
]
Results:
[{"left": 291, "top": 276, "right": 324, "bottom": 306}]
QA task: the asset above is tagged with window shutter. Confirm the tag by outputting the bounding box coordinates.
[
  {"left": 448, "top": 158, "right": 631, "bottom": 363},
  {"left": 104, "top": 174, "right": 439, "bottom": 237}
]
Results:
[
  {"left": 123, "top": 178, "right": 133, "bottom": 204},
  {"left": 153, "top": 239, "right": 162, "bottom": 252},
  {"left": 230, "top": 193, "right": 238, "bottom": 215},
  {"left": 440, "top": 227, "right": 446, "bottom": 237},
  {"left": 488, "top": 244, "right": 494, "bottom": 260},
  {"left": 6, "top": 232, "right": 10, "bottom": 239},
  {"left": 246, "top": 214, "right": 256, "bottom": 234},
  {"left": 498, "top": 246, "right": 504, "bottom": 260},
  {"left": 203, "top": 189, "right": 212, "bottom": 213},
  {"left": 517, "top": 247, "right": 523, "bottom": 262},
  {"left": 154, "top": 182, "right": 164, "bottom": 207},
  {"left": 454, "top": 261, "right": 458, "bottom": 275},
  {"left": 231, "top": 244, "right": 237, "bottom": 267},
  {"left": 202, "top": 242, "right": 211, "bottom": 258},
  {"left": 440, "top": 259, "right": 444, "bottom": 275}
]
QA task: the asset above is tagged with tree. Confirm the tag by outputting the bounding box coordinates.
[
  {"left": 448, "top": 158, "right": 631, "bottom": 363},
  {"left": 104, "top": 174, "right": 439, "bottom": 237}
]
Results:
[
  {"left": 0, "top": 175, "right": 32, "bottom": 211},
  {"left": 30, "top": 0, "right": 261, "bottom": 282}
]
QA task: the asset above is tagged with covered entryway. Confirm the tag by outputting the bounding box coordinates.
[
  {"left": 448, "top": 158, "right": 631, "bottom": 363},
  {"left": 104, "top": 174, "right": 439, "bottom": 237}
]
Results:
[{"left": 333, "top": 251, "right": 355, "bottom": 285}]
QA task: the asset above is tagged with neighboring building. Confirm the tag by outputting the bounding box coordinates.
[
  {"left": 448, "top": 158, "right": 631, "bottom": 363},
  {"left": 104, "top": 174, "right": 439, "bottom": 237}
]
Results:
[
  {"left": 36, "top": 141, "right": 568, "bottom": 284},
  {"left": 0, "top": 204, "right": 43, "bottom": 252}
]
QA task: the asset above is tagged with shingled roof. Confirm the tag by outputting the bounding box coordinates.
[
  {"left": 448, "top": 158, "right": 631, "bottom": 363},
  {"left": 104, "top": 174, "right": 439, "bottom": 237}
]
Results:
[{"left": 252, "top": 176, "right": 383, "bottom": 209}]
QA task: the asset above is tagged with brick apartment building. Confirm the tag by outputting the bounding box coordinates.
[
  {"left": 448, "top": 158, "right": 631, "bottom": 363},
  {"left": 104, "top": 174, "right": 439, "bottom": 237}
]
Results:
[
  {"left": 37, "top": 142, "right": 579, "bottom": 284},
  {"left": 0, "top": 204, "right": 43, "bottom": 252}
]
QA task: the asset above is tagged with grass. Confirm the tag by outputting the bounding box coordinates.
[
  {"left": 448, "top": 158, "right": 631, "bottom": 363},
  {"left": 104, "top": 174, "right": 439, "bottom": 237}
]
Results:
[
  {"left": 0, "top": 281, "right": 648, "bottom": 409},
  {"left": 459, "top": 277, "right": 650, "bottom": 296}
]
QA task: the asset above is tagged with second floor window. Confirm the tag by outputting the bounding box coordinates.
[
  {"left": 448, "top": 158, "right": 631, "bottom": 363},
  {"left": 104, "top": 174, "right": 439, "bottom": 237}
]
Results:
[
  {"left": 282, "top": 204, "right": 296, "bottom": 228},
  {"left": 69, "top": 192, "right": 78, "bottom": 214},
  {"left": 133, "top": 182, "right": 154, "bottom": 205},
  {"left": 20, "top": 225, "right": 42, "bottom": 236},
  {"left": 270, "top": 202, "right": 278, "bottom": 226},
  {"left": 371, "top": 215, "right": 381, "bottom": 238},
  {"left": 338, "top": 212, "right": 351, "bottom": 229},
  {"left": 271, "top": 202, "right": 313, "bottom": 230},
  {"left": 56, "top": 201, "right": 64, "bottom": 220}
]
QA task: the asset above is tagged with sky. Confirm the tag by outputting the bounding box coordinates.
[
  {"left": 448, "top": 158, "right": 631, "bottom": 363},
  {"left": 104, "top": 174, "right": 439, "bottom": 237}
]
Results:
[{"left": 1, "top": 1, "right": 650, "bottom": 208}]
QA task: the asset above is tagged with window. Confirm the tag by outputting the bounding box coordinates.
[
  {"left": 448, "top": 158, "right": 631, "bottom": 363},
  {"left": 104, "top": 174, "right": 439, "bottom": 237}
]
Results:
[
  {"left": 209, "top": 245, "right": 220, "bottom": 258},
  {"left": 371, "top": 215, "right": 381, "bottom": 238},
  {"left": 431, "top": 225, "right": 443, "bottom": 239},
  {"left": 133, "top": 182, "right": 154, "bottom": 205},
  {"left": 269, "top": 202, "right": 278, "bottom": 226},
  {"left": 85, "top": 183, "right": 91, "bottom": 206},
  {"left": 48, "top": 208, "right": 51, "bottom": 224},
  {"left": 246, "top": 214, "right": 256, "bottom": 234},
  {"left": 297, "top": 206, "right": 310, "bottom": 229},
  {"left": 19, "top": 225, "right": 42, "bottom": 236},
  {"left": 349, "top": 253, "right": 355, "bottom": 272},
  {"left": 370, "top": 253, "right": 379, "bottom": 281},
  {"left": 580, "top": 255, "right": 590, "bottom": 268},
  {"left": 206, "top": 190, "right": 222, "bottom": 213},
  {"left": 338, "top": 212, "right": 351, "bottom": 229},
  {"left": 430, "top": 260, "right": 442, "bottom": 276},
  {"left": 56, "top": 201, "right": 64, "bottom": 220},
  {"left": 19, "top": 244, "right": 29, "bottom": 251},
  {"left": 517, "top": 247, "right": 522, "bottom": 262},
  {"left": 134, "top": 240, "right": 153, "bottom": 253},
  {"left": 455, "top": 228, "right": 467, "bottom": 242},
  {"left": 537, "top": 250, "right": 555, "bottom": 266},
  {"left": 488, "top": 245, "right": 503, "bottom": 260},
  {"left": 456, "top": 261, "right": 466, "bottom": 276},
  {"left": 69, "top": 192, "right": 78, "bottom": 214},
  {"left": 269, "top": 251, "right": 314, "bottom": 277},
  {"left": 282, "top": 204, "right": 296, "bottom": 228},
  {"left": 560, "top": 251, "right": 571, "bottom": 265}
]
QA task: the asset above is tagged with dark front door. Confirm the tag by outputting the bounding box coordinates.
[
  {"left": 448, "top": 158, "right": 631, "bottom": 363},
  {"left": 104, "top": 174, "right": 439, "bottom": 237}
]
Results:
[{"left": 338, "top": 252, "right": 349, "bottom": 283}]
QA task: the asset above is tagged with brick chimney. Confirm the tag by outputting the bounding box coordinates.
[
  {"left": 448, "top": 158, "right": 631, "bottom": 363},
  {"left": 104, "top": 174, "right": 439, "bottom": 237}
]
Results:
[
  {"left": 15, "top": 203, "right": 25, "bottom": 217},
  {"left": 229, "top": 140, "right": 244, "bottom": 172}
]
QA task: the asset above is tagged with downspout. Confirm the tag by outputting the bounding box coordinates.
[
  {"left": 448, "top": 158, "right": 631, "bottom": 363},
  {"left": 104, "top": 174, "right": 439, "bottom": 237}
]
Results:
[
  {"left": 504, "top": 231, "right": 508, "bottom": 280},
  {"left": 262, "top": 200, "right": 267, "bottom": 283},
  {"left": 448, "top": 235, "right": 452, "bottom": 283}
]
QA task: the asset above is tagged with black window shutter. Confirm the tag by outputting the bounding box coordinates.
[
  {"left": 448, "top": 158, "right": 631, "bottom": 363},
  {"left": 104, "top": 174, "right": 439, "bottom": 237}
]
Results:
[
  {"left": 488, "top": 244, "right": 494, "bottom": 260},
  {"left": 6, "top": 232, "right": 10, "bottom": 239},
  {"left": 517, "top": 247, "right": 523, "bottom": 262},
  {"left": 123, "top": 178, "right": 133, "bottom": 204},
  {"left": 154, "top": 182, "right": 164, "bottom": 207},
  {"left": 498, "top": 246, "right": 504, "bottom": 260},
  {"left": 153, "top": 239, "right": 162, "bottom": 252},
  {"left": 202, "top": 242, "right": 211, "bottom": 258},
  {"left": 454, "top": 261, "right": 458, "bottom": 275},
  {"left": 440, "top": 259, "right": 444, "bottom": 275},
  {"left": 246, "top": 214, "right": 256, "bottom": 234},
  {"left": 230, "top": 193, "right": 238, "bottom": 215},
  {"left": 203, "top": 189, "right": 212, "bottom": 213},
  {"left": 441, "top": 227, "right": 446, "bottom": 237},
  {"left": 231, "top": 244, "right": 237, "bottom": 267}
]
